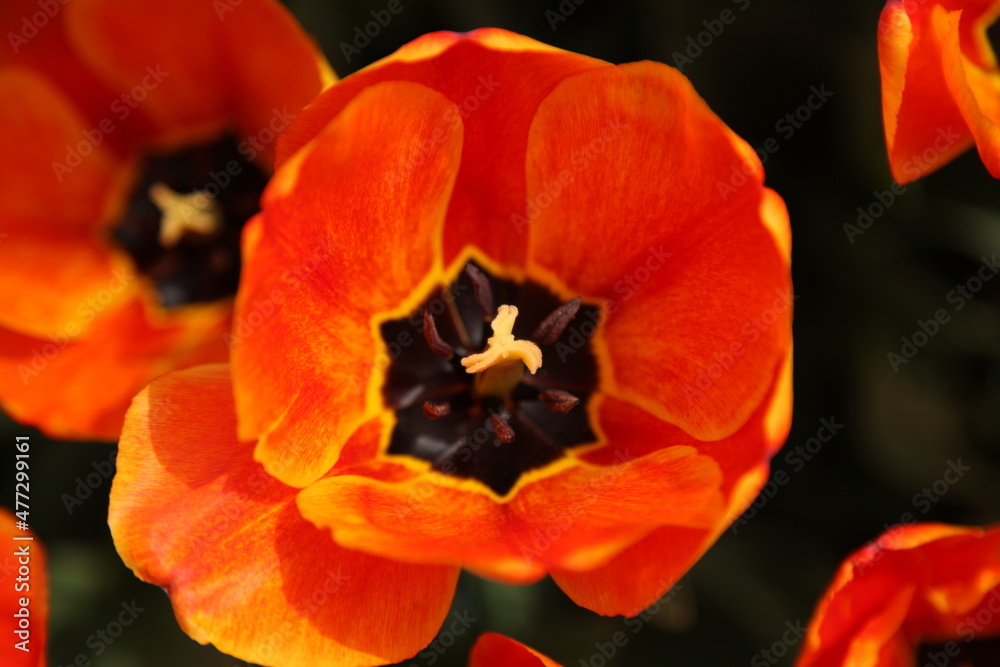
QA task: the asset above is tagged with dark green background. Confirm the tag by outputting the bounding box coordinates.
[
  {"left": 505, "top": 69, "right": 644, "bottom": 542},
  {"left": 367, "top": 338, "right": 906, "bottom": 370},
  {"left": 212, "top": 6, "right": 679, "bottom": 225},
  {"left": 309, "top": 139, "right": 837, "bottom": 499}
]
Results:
[{"left": 4, "top": 0, "right": 1000, "bottom": 665}]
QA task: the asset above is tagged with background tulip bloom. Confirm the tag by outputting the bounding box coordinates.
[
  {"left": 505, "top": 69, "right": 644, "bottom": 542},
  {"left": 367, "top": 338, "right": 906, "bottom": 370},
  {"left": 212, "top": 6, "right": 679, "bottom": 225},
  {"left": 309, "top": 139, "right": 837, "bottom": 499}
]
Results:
[
  {"left": 1, "top": 509, "right": 47, "bottom": 667},
  {"left": 878, "top": 0, "right": 1000, "bottom": 182},
  {"left": 0, "top": 0, "right": 331, "bottom": 439},
  {"left": 110, "top": 29, "right": 791, "bottom": 666},
  {"left": 797, "top": 523, "right": 1000, "bottom": 667}
]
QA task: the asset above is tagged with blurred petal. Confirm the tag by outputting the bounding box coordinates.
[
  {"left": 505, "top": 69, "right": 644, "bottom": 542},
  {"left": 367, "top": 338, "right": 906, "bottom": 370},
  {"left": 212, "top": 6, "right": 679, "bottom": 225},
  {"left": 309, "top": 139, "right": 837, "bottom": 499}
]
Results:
[
  {"left": 797, "top": 524, "right": 1000, "bottom": 667},
  {"left": 468, "top": 633, "right": 563, "bottom": 667},
  {"left": 64, "top": 0, "right": 330, "bottom": 152},
  {"left": 0, "top": 509, "right": 47, "bottom": 667},
  {"left": 0, "top": 67, "right": 124, "bottom": 232},
  {"left": 0, "top": 299, "right": 230, "bottom": 440}
]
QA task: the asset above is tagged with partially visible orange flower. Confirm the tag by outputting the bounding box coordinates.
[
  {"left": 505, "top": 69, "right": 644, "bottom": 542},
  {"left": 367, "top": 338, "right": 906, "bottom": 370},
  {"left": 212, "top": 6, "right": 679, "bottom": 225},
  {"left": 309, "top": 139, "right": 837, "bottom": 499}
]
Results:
[
  {"left": 0, "top": 0, "right": 331, "bottom": 439},
  {"left": 0, "top": 509, "right": 47, "bottom": 667},
  {"left": 468, "top": 633, "right": 563, "bottom": 667},
  {"left": 878, "top": 0, "right": 1000, "bottom": 182},
  {"left": 797, "top": 523, "right": 1000, "bottom": 667},
  {"left": 110, "top": 29, "right": 791, "bottom": 666}
]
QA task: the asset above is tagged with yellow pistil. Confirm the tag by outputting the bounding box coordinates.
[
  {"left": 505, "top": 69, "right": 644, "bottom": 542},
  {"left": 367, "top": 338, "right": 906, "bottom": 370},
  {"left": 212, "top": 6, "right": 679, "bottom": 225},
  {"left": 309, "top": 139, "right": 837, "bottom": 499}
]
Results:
[
  {"left": 149, "top": 182, "right": 223, "bottom": 248},
  {"left": 461, "top": 305, "right": 542, "bottom": 397}
]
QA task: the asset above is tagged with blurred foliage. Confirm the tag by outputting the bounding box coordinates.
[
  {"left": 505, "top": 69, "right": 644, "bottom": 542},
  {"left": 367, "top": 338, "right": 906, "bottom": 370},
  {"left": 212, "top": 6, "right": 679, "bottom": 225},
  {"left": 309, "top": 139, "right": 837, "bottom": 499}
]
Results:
[{"left": 3, "top": 0, "right": 999, "bottom": 665}]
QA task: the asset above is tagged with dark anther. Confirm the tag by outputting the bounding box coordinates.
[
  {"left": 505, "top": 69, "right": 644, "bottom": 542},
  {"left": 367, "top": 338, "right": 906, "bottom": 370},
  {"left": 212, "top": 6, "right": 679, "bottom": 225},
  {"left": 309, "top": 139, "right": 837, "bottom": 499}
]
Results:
[
  {"left": 532, "top": 297, "right": 582, "bottom": 345},
  {"left": 465, "top": 263, "right": 495, "bottom": 319},
  {"left": 422, "top": 310, "right": 454, "bottom": 358},
  {"left": 381, "top": 262, "right": 600, "bottom": 495},
  {"left": 489, "top": 414, "right": 516, "bottom": 443},
  {"left": 423, "top": 401, "right": 451, "bottom": 419},
  {"left": 540, "top": 390, "right": 581, "bottom": 413}
]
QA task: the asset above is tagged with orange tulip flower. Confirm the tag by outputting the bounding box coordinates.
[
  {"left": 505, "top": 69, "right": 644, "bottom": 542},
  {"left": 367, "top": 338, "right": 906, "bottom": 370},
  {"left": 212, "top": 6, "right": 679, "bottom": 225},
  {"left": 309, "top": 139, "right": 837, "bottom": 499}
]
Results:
[
  {"left": 468, "top": 633, "right": 564, "bottom": 667},
  {"left": 0, "top": 0, "right": 331, "bottom": 439},
  {"left": 797, "top": 523, "right": 1000, "bottom": 667},
  {"left": 110, "top": 29, "right": 792, "bottom": 666},
  {"left": 1, "top": 509, "right": 47, "bottom": 667},
  {"left": 878, "top": 0, "right": 1000, "bottom": 182}
]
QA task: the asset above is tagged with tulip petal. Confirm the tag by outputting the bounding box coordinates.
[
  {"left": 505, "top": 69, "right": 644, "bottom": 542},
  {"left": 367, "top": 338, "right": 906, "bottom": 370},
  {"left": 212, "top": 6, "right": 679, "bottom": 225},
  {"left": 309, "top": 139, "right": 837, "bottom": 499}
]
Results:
[
  {"left": 878, "top": 2, "right": 975, "bottom": 182},
  {"left": 232, "top": 81, "right": 463, "bottom": 487},
  {"left": 937, "top": 4, "right": 1000, "bottom": 178},
  {"left": 0, "top": 67, "right": 124, "bottom": 232},
  {"left": 468, "top": 633, "right": 564, "bottom": 667},
  {"left": 798, "top": 524, "right": 1000, "bottom": 667},
  {"left": 64, "top": 0, "right": 329, "bottom": 153},
  {"left": 0, "top": 299, "right": 230, "bottom": 440},
  {"left": 523, "top": 61, "right": 791, "bottom": 441},
  {"left": 0, "top": 509, "right": 47, "bottom": 667},
  {"left": 296, "top": 401, "right": 724, "bottom": 584},
  {"left": 276, "top": 28, "right": 609, "bottom": 267},
  {"left": 0, "top": 229, "right": 139, "bottom": 340},
  {"left": 548, "top": 356, "right": 788, "bottom": 615},
  {"left": 110, "top": 364, "right": 459, "bottom": 667}
]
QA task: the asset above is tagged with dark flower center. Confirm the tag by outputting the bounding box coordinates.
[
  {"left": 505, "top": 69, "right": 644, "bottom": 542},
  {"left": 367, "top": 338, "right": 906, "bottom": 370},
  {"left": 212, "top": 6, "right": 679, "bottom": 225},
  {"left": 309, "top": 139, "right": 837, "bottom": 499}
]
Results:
[
  {"left": 917, "top": 635, "right": 1000, "bottom": 666},
  {"left": 112, "top": 134, "right": 268, "bottom": 308},
  {"left": 380, "top": 263, "right": 601, "bottom": 495}
]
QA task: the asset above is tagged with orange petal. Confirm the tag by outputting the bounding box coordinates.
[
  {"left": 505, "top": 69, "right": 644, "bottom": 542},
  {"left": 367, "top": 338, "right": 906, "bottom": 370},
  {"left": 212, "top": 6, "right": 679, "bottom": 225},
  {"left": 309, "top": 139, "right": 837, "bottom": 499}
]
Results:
[
  {"left": 110, "top": 364, "right": 459, "bottom": 667},
  {"left": 0, "top": 67, "right": 124, "bottom": 233},
  {"left": 276, "top": 28, "right": 609, "bottom": 267},
  {"left": 936, "top": 3, "right": 1000, "bottom": 177},
  {"left": 550, "top": 524, "right": 707, "bottom": 617},
  {"left": 468, "top": 633, "right": 564, "bottom": 667},
  {"left": 0, "top": 508, "right": 47, "bottom": 667},
  {"left": 549, "top": 359, "right": 788, "bottom": 615},
  {"left": 64, "top": 0, "right": 329, "bottom": 152},
  {"left": 232, "top": 81, "right": 463, "bottom": 487},
  {"left": 877, "top": 1, "right": 998, "bottom": 182},
  {"left": 0, "top": 229, "right": 139, "bottom": 340},
  {"left": 296, "top": 406, "right": 723, "bottom": 584},
  {"left": 524, "top": 61, "right": 791, "bottom": 441},
  {"left": 797, "top": 523, "right": 1000, "bottom": 667},
  {"left": 0, "top": 299, "right": 230, "bottom": 440}
]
